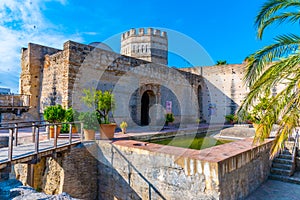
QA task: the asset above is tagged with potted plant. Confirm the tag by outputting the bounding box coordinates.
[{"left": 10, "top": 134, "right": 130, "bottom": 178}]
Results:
[
  {"left": 165, "top": 113, "right": 175, "bottom": 126},
  {"left": 43, "top": 104, "right": 66, "bottom": 138},
  {"left": 82, "top": 89, "right": 116, "bottom": 139},
  {"left": 65, "top": 107, "right": 79, "bottom": 133},
  {"left": 225, "top": 114, "right": 238, "bottom": 125},
  {"left": 120, "top": 121, "right": 128, "bottom": 134},
  {"left": 78, "top": 111, "right": 99, "bottom": 140}
]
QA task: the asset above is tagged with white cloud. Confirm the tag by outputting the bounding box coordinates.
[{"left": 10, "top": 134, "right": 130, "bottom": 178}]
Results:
[{"left": 0, "top": 0, "right": 80, "bottom": 93}]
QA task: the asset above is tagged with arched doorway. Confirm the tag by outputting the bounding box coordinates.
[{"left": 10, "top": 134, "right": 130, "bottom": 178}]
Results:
[{"left": 141, "top": 90, "right": 155, "bottom": 126}]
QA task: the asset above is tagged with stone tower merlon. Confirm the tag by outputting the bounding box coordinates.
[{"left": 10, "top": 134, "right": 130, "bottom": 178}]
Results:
[{"left": 120, "top": 28, "right": 168, "bottom": 65}]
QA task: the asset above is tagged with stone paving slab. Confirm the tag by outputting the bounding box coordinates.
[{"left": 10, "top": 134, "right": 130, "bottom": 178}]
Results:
[{"left": 246, "top": 179, "right": 300, "bottom": 200}]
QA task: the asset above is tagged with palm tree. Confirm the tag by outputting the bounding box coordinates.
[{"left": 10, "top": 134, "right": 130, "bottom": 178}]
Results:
[
  {"left": 216, "top": 60, "right": 228, "bottom": 65},
  {"left": 239, "top": 0, "right": 300, "bottom": 157}
]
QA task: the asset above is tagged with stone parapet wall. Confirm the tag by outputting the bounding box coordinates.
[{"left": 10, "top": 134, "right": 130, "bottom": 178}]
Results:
[
  {"left": 11, "top": 137, "right": 272, "bottom": 200},
  {"left": 97, "top": 138, "right": 272, "bottom": 200}
]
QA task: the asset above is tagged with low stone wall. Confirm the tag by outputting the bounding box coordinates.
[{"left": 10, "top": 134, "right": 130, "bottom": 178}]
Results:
[{"left": 96, "top": 138, "right": 273, "bottom": 200}]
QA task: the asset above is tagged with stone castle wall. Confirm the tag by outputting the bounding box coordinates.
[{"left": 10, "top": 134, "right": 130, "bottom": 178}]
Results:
[
  {"left": 20, "top": 43, "right": 60, "bottom": 119},
  {"left": 180, "top": 64, "right": 249, "bottom": 123},
  {"left": 20, "top": 29, "right": 253, "bottom": 125}
]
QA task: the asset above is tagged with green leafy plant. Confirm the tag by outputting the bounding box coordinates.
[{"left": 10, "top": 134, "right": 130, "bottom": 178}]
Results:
[
  {"left": 61, "top": 107, "right": 79, "bottom": 133},
  {"left": 78, "top": 111, "right": 99, "bottom": 131},
  {"left": 65, "top": 107, "right": 79, "bottom": 123},
  {"left": 225, "top": 114, "right": 238, "bottom": 124},
  {"left": 81, "top": 89, "right": 116, "bottom": 124},
  {"left": 120, "top": 121, "right": 128, "bottom": 129},
  {"left": 43, "top": 104, "right": 66, "bottom": 123},
  {"left": 165, "top": 113, "right": 175, "bottom": 123},
  {"left": 216, "top": 60, "right": 228, "bottom": 65},
  {"left": 247, "top": 96, "right": 271, "bottom": 124},
  {"left": 237, "top": 0, "right": 300, "bottom": 156}
]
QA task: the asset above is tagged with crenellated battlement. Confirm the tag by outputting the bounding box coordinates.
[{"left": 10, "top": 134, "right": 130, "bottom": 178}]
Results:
[{"left": 121, "top": 28, "right": 167, "bottom": 40}]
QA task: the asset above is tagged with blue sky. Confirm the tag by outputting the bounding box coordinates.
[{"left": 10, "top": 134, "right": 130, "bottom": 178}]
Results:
[{"left": 0, "top": 0, "right": 298, "bottom": 93}]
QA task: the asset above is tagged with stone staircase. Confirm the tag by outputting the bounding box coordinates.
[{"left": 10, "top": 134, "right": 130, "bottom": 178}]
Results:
[{"left": 269, "top": 148, "right": 300, "bottom": 184}]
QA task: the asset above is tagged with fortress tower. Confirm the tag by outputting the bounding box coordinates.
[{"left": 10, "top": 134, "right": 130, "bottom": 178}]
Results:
[{"left": 121, "top": 28, "right": 168, "bottom": 65}]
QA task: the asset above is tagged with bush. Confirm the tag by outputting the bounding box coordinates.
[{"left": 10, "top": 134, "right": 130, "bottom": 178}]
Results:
[
  {"left": 43, "top": 104, "right": 66, "bottom": 123},
  {"left": 166, "top": 113, "right": 175, "bottom": 123},
  {"left": 78, "top": 111, "right": 99, "bottom": 131},
  {"left": 225, "top": 114, "right": 238, "bottom": 124}
]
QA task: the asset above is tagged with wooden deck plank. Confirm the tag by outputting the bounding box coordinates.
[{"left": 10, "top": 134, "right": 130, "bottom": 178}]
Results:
[{"left": 0, "top": 139, "right": 81, "bottom": 165}]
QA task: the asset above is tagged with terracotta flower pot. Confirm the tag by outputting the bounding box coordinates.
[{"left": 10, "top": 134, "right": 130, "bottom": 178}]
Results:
[
  {"left": 83, "top": 129, "right": 96, "bottom": 140},
  {"left": 100, "top": 124, "right": 117, "bottom": 140},
  {"left": 71, "top": 126, "right": 78, "bottom": 133},
  {"left": 49, "top": 126, "right": 61, "bottom": 138}
]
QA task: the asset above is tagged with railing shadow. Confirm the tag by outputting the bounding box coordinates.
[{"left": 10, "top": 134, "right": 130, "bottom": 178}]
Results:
[{"left": 96, "top": 142, "right": 166, "bottom": 200}]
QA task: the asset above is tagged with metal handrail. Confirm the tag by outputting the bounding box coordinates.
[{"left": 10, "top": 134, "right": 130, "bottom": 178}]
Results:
[{"left": 291, "top": 129, "right": 299, "bottom": 176}]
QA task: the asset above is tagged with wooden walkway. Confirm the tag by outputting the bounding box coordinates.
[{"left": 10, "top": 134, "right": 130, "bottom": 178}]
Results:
[
  {"left": 0, "top": 138, "right": 81, "bottom": 169},
  {"left": 0, "top": 121, "right": 83, "bottom": 170}
]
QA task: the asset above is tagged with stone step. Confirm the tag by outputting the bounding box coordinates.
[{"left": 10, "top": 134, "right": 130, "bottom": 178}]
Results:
[
  {"left": 278, "top": 154, "right": 293, "bottom": 160},
  {"left": 272, "top": 163, "right": 293, "bottom": 170},
  {"left": 269, "top": 174, "right": 300, "bottom": 185},
  {"left": 273, "top": 158, "right": 293, "bottom": 165},
  {"left": 271, "top": 168, "right": 291, "bottom": 176}
]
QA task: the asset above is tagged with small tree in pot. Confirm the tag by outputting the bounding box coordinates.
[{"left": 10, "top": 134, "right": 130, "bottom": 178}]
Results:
[
  {"left": 43, "top": 104, "right": 66, "bottom": 138},
  {"left": 78, "top": 111, "right": 99, "bottom": 140},
  {"left": 82, "top": 89, "right": 116, "bottom": 139},
  {"left": 63, "top": 107, "right": 79, "bottom": 133}
]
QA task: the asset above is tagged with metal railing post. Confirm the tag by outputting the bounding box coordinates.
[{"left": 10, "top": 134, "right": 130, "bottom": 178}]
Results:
[
  {"left": 8, "top": 128, "right": 14, "bottom": 162},
  {"left": 80, "top": 122, "right": 84, "bottom": 141},
  {"left": 14, "top": 123, "right": 18, "bottom": 146},
  {"left": 46, "top": 123, "right": 50, "bottom": 140},
  {"left": 69, "top": 123, "right": 72, "bottom": 145},
  {"left": 32, "top": 122, "right": 36, "bottom": 143},
  {"left": 54, "top": 125, "right": 57, "bottom": 148},
  {"left": 35, "top": 125, "right": 39, "bottom": 154}
]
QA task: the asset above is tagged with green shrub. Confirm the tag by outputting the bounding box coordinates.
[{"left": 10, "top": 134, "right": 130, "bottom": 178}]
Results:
[
  {"left": 43, "top": 104, "right": 66, "bottom": 123},
  {"left": 166, "top": 113, "right": 175, "bottom": 123},
  {"left": 78, "top": 111, "right": 99, "bottom": 131}
]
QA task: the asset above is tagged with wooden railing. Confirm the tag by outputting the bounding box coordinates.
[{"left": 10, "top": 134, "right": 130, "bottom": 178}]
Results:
[{"left": 0, "top": 121, "right": 84, "bottom": 168}]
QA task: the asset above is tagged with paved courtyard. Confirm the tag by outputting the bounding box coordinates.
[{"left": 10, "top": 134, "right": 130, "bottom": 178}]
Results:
[{"left": 246, "top": 179, "right": 300, "bottom": 200}]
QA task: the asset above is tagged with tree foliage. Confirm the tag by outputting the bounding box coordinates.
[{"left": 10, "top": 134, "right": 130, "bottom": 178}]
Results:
[
  {"left": 238, "top": 0, "right": 300, "bottom": 157},
  {"left": 81, "top": 88, "right": 116, "bottom": 124}
]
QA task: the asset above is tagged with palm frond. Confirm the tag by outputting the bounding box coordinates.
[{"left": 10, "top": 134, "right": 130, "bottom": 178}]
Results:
[
  {"left": 245, "top": 34, "right": 300, "bottom": 85},
  {"left": 256, "top": 0, "right": 300, "bottom": 39}
]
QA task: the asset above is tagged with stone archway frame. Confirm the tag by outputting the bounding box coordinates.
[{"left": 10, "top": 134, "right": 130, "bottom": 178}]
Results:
[{"left": 112, "top": 62, "right": 199, "bottom": 131}]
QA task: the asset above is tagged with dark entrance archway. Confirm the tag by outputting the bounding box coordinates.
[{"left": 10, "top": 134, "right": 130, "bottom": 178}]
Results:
[
  {"left": 141, "top": 90, "right": 155, "bottom": 126},
  {"left": 198, "top": 85, "right": 203, "bottom": 121}
]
